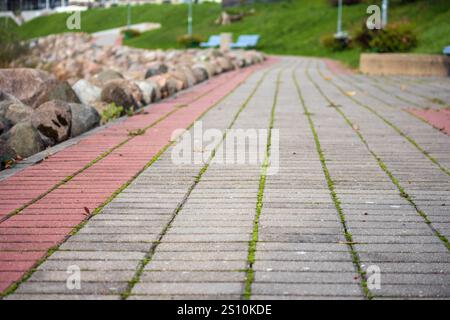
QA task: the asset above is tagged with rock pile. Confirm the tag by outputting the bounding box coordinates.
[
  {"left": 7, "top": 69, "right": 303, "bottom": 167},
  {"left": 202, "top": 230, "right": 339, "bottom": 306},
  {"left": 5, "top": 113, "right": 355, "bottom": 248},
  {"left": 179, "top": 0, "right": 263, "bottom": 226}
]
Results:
[
  {"left": 0, "top": 69, "right": 100, "bottom": 169},
  {"left": 1, "top": 32, "right": 265, "bottom": 169}
]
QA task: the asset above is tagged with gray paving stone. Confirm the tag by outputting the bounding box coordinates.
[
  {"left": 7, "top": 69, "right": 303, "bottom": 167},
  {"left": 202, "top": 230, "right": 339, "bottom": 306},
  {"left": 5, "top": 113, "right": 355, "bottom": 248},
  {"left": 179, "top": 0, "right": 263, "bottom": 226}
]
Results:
[
  {"left": 140, "top": 271, "right": 245, "bottom": 282},
  {"left": 132, "top": 282, "right": 243, "bottom": 295},
  {"left": 7, "top": 58, "right": 450, "bottom": 300},
  {"left": 13, "top": 281, "right": 128, "bottom": 295},
  {"left": 251, "top": 283, "right": 362, "bottom": 296},
  {"left": 254, "top": 271, "right": 358, "bottom": 284}
]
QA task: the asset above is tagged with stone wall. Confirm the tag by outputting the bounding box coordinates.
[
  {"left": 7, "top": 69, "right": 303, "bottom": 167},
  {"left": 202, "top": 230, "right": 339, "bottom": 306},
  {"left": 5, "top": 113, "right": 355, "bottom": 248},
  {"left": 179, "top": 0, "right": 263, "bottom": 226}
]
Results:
[{"left": 360, "top": 53, "right": 450, "bottom": 77}]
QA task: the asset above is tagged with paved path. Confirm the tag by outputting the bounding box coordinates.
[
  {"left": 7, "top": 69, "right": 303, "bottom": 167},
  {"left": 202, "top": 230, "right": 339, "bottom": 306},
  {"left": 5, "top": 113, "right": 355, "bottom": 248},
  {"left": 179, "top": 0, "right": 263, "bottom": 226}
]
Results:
[
  {"left": 1, "top": 57, "right": 450, "bottom": 300},
  {"left": 92, "top": 23, "right": 161, "bottom": 46}
]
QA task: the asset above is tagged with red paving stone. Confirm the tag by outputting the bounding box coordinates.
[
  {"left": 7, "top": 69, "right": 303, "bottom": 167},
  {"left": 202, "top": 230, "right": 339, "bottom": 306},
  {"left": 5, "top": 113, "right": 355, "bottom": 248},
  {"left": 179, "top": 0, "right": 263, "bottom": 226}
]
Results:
[
  {"left": 408, "top": 108, "right": 450, "bottom": 136},
  {"left": 0, "top": 67, "right": 246, "bottom": 220},
  {"left": 0, "top": 59, "right": 273, "bottom": 295},
  {"left": 0, "top": 283, "right": 10, "bottom": 292},
  {"left": 324, "top": 59, "right": 354, "bottom": 75}
]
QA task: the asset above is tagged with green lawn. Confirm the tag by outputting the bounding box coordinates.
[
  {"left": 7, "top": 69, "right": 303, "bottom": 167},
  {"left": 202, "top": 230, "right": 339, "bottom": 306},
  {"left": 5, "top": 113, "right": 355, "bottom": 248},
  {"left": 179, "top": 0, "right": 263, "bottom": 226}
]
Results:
[{"left": 14, "top": 0, "right": 450, "bottom": 68}]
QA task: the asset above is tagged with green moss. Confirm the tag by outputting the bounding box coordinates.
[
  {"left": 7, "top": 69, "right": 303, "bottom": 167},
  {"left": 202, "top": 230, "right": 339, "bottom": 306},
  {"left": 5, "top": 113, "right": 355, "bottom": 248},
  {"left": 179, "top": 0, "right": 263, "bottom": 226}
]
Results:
[
  {"left": 309, "top": 64, "right": 450, "bottom": 252},
  {"left": 294, "top": 66, "right": 372, "bottom": 299},
  {"left": 121, "top": 67, "right": 273, "bottom": 300},
  {"left": 243, "top": 70, "right": 281, "bottom": 300},
  {"left": 319, "top": 68, "right": 450, "bottom": 177}
]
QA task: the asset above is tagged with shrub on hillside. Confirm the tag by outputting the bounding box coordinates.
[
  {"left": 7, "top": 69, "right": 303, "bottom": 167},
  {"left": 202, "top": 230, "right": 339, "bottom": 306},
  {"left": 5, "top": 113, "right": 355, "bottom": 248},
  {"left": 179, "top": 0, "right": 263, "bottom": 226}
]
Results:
[
  {"left": 176, "top": 34, "right": 206, "bottom": 48},
  {"left": 0, "top": 25, "right": 28, "bottom": 67},
  {"left": 321, "top": 34, "right": 352, "bottom": 51},
  {"left": 354, "top": 22, "right": 418, "bottom": 53},
  {"left": 121, "top": 28, "right": 141, "bottom": 40}
]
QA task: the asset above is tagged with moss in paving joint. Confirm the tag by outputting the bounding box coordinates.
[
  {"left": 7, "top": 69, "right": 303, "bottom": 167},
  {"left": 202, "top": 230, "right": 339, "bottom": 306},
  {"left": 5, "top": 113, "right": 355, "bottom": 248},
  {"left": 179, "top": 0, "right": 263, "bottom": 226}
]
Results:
[
  {"left": 295, "top": 66, "right": 372, "bottom": 300},
  {"left": 0, "top": 246, "right": 59, "bottom": 299},
  {"left": 376, "top": 76, "right": 447, "bottom": 108},
  {"left": 0, "top": 66, "right": 268, "bottom": 299},
  {"left": 121, "top": 67, "right": 274, "bottom": 300},
  {"left": 0, "top": 75, "right": 231, "bottom": 224},
  {"left": 243, "top": 70, "right": 282, "bottom": 300},
  {"left": 318, "top": 68, "right": 450, "bottom": 177},
  {"left": 309, "top": 66, "right": 450, "bottom": 252}
]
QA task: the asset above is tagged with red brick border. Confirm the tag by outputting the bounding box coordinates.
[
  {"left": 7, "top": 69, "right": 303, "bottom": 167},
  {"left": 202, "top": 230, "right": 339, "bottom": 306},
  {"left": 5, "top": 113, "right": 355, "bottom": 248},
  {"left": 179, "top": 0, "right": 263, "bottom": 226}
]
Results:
[
  {"left": 0, "top": 59, "right": 275, "bottom": 295},
  {"left": 407, "top": 108, "right": 450, "bottom": 136}
]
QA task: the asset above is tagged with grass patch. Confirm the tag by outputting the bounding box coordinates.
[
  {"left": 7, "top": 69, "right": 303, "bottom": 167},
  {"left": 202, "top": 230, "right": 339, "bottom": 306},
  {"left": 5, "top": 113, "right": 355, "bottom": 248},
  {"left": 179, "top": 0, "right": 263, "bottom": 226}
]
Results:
[{"left": 14, "top": 0, "right": 450, "bottom": 68}]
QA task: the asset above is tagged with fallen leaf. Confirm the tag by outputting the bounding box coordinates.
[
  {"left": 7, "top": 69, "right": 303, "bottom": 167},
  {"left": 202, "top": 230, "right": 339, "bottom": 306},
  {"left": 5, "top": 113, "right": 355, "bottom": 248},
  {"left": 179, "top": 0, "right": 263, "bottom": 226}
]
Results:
[{"left": 346, "top": 91, "right": 356, "bottom": 97}]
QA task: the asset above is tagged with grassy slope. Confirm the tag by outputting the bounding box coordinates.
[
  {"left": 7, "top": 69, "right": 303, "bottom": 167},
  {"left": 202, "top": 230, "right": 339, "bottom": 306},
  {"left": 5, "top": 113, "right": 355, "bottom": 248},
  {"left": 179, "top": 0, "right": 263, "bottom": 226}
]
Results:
[
  {"left": 15, "top": 0, "right": 450, "bottom": 68},
  {"left": 0, "top": 17, "right": 19, "bottom": 31}
]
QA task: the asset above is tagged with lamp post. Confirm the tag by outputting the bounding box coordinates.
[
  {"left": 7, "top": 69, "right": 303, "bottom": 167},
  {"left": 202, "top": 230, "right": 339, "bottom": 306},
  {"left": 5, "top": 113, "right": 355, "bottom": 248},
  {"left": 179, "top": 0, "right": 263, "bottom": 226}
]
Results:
[
  {"left": 127, "top": 0, "right": 131, "bottom": 29},
  {"left": 335, "top": 0, "right": 347, "bottom": 39},
  {"left": 337, "top": 0, "right": 343, "bottom": 36},
  {"left": 382, "top": 0, "right": 388, "bottom": 28},
  {"left": 188, "top": 0, "right": 193, "bottom": 36}
]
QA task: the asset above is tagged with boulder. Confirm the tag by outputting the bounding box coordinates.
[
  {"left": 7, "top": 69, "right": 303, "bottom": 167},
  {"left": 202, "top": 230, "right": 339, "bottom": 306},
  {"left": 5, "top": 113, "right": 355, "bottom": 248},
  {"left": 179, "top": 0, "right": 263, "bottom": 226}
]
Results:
[
  {"left": 192, "top": 63, "right": 215, "bottom": 78},
  {"left": 72, "top": 79, "right": 101, "bottom": 105},
  {"left": 0, "top": 117, "right": 9, "bottom": 135},
  {"left": 177, "top": 66, "right": 197, "bottom": 87},
  {"left": 135, "top": 81, "right": 159, "bottom": 105},
  {"left": 148, "top": 81, "right": 162, "bottom": 101},
  {"left": 100, "top": 79, "right": 143, "bottom": 110},
  {"left": 146, "top": 76, "right": 166, "bottom": 100},
  {"left": 164, "top": 75, "right": 183, "bottom": 96},
  {"left": 144, "top": 63, "right": 168, "bottom": 79},
  {"left": 216, "top": 57, "right": 235, "bottom": 72},
  {"left": 0, "top": 92, "right": 33, "bottom": 131},
  {"left": 47, "top": 81, "right": 81, "bottom": 104},
  {"left": 93, "top": 69, "right": 124, "bottom": 87},
  {"left": 192, "top": 67, "right": 209, "bottom": 83},
  {"left": 0, "top": 68, "right": 78, "bottom": 109},
  {"left": 168, "top": 71, "right": 189, "bottom": 90},
  {"left": 0, "top": 91, "right": 23, "bottom": 111},
  {"left": 31, "top": 100, "right": 72, "bottom": 145},
  {"left": 2, "top": 102, "right": 33, "bottom": 126},
  {"left": 1, "top": 120, "right": 44, "bottom": 158},
  {"left": 69, "top": 103, "right": 100, "bottom": 138},
  {"left": 0, "top": 139, "right": 16, "bottom": 170}
]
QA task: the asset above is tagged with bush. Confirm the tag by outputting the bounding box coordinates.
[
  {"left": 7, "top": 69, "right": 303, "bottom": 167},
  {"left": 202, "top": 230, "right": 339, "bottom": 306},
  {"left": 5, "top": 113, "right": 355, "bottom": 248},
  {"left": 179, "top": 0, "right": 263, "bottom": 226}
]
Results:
[
  {"left": 354, "top": 22, "right": 418, "bottom": 53},
  {"left": 121, "top": 28, "right": 141, "bottom": 40},
  {"left": 321, "top": 34, "right": 352, "bottom": 51},
  {"left": 0, "top": 23, "right": 28, "bottom": 67},
  {"left": 101, "top": 103, "right": 124, "bottom": 124},
  {"left": 176, "top": 34, "right": 206, "bottom": 48}
]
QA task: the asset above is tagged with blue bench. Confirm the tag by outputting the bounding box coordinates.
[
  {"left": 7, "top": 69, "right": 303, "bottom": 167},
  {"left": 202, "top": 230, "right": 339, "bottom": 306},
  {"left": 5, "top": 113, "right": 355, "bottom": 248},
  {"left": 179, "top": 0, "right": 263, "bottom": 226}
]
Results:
[
  {"left": 444, "top": 46, "right": 450, "bottom": 56},
  {"left": 231, "top": 35, "right": 260, "bottom": 49},
  {"left": 200, "top": 35, "right": 221, "bottom": 48}
]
